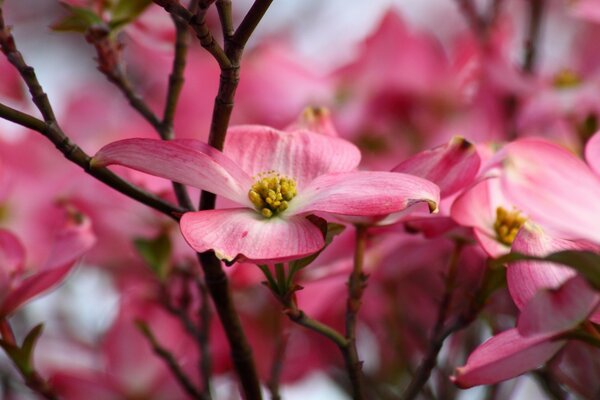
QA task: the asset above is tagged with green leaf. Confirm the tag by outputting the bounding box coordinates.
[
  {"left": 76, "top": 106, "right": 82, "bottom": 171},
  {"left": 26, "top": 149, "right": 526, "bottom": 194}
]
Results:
[
  {"left": 108, "top": 0, "right": 152, "bottom": 31},
  {"left": 133, "top": 232, "right": 172, "bottom": 280},
  {"left": 0, "top": 324, "right": 44, "bottom": 376},
  {"left": 52, "top": 5, "right": 104, "bottom": 33},
  {"left": 495, "top": 250, "right": 600, "bottom": 291}
]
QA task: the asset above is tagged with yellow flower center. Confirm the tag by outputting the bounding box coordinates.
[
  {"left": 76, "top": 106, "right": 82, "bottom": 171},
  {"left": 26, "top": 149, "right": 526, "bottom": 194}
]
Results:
[
  {"left": 493, "top": 207, "right": 527, "bottom": 246},
  {"left": 248, "top": 172, "right": 297, "bottom": 218},
  {"left": 553, "top": 68, "right": 582, "bottom": 89}
]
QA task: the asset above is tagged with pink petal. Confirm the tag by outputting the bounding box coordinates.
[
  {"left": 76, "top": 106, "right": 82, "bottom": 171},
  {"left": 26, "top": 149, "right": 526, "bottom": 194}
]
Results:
[
  {"left": 0, "top": 229, "right": 25, "bottom": 279},
  {"left": 451, "top": 328, "right": 565, "bottom": 388},
  {"left": 508, "top": 223, "right": 593, "bottom": 311},
  {"left": 180, "top": 208, "right": 325, "bottom": 263},
  {"left": 500, "top": 138, "right": 600, "bottom": 244},
  {"left": 584, "top": 131, "right": 600, "bottom": 177},
  {"left": 288, "top": 171, "right": 439, "bottom": 217},
  {"left": 517, "top": 276, "right": 600, "bottom": 337},
  {"left": 0, "top": 264, "right": 75, "bottom": 317},
  {"left": 451, "top": 178, "right": 504, "bottom": 237},
  {"left": 393, "top": 136, "right": 481, "bottom": 197},
  {"left": 0, "top": 216, "right": 96, "bottom": 317},
  {"left": 224, "top": 126, "right": 361, "bottom": 188},
  {"left": 93, "top": 138, "right": 253, "bottom": 206}
]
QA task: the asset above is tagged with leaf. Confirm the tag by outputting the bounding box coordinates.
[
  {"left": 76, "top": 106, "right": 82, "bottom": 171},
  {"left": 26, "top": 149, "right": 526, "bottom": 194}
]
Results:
[
  {"left": 0, "top": 324, "right": 44, "bottom": 376},
  {"left": 108, "top": 0, "right": 152, "bottom": 31},
  {"left": 52, "top": 5, "right": 103, "bottom": 33},
  {"left": 133, "top": 232, "right": 172, "bottom": 280},
  {"left": 495, "top": 250, "right": 600, "bottom": 291}
]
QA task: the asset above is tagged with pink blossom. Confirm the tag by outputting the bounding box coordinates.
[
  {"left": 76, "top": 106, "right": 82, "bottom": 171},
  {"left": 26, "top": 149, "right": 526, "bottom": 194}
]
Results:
[
  {"left": 452, "top": 276, "right": 599, "bottom": 388},
  {"left": 93, "top": 126, "right": 439, "bottom": 263},
  {"left": 499, "top": 135, "right": 600, "bottom": 244},
  {"left": 0, "top": 212, "right": 96, "bottom": 317},
  {"left": 453, "top": 224, "right": 600, "bottom": 388}
]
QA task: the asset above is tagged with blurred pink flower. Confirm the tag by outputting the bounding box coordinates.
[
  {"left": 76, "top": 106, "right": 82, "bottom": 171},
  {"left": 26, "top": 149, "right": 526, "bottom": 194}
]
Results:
[
  {"left": 0, "top": 212, "right": 96, "bottom": 317},
  {"left": 499, "top": 134, "right": 600, "bottom": 244},
  {"left": 93, "top": 126, "right": 439, "bottom": 263}
]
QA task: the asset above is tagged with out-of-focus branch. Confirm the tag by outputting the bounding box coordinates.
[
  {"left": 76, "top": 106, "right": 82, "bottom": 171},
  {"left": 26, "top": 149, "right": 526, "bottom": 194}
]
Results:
[
  {"left": 343, "top": 225, "right": 368, "bottom": 400},
  {"left": 400, "top": 243, "right": 464, "bottom": 400},
  {"left": 522, "top": 0, "right": 545, "bottom": 74},
  {"left": 137, "top": 320, "right": 206, "bottom": 400},
  {"left": 266, "top": 328, "right": 289, "bottom": 400},
  {"left": 0, "top": 7, "right": 185, "bottom": 220}
]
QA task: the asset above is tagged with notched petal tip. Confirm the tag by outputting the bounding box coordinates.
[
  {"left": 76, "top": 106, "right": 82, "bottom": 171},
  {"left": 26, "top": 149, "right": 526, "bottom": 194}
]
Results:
[{"left": 427, "top": 200, "right": 439, "bottom": 214}]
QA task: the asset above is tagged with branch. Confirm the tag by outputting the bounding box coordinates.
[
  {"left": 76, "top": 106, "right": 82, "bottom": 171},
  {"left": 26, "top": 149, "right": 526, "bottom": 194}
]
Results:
[
  {"left": 152, "top": 0, "right": 231, "bottom": 69},
  {"left": 0, "top": 7, "right": 185, "bottom": 220},
  {"left": 343, "top": 225, "right": 368, "bottom": 400},
  {"left": 522, "top": 0, "right": 544, "bottom": 74},
  {"left": 137, "top": 321, "right": 206, "bottom": 400},
  {"left": 400, "top": 243, "right": 464, "bottom": 400}
]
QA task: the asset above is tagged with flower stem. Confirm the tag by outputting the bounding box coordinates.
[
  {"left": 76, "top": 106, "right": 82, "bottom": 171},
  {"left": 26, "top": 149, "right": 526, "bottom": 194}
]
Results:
[
  {"left": 400, "top": 242, "right": 464, "bottom": 400},
  {"left": 344, "top": 225, "right": 368, "bottom": 400}
]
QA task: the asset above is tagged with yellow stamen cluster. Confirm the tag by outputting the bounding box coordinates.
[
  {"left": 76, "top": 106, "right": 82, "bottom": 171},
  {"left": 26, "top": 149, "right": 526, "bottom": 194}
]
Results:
[
  {"left": 493, "top": 207, "right": 527, "bottom": 246},
  {"left": 553, "top": 68, "right": 582, "bottom": 89},
  {"left": 248, "top": 172, "right": 297, "bottom": 218}
]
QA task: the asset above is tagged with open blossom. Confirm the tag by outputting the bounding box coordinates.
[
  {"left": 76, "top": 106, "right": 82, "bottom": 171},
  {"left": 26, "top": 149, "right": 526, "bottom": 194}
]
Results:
[
  {"left": 452, "top": 224, "right": 600, "bottom": 388},
  {"left": 0, "top": 212, "right": 96, "bottom": 317},
  {"left": 93, "top": 126, "right": 440, "bottom": 264},
  {"left": 498, "top": 134, "right": 600, "bottom": 244}
]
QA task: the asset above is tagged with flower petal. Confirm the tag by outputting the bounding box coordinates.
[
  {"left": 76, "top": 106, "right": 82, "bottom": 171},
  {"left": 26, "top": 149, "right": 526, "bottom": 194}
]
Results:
[
  {"left": 585, "top": 131, "right": 600, "bottom": 178},
  {"left": 451, "top": 328, "right": 565, "bottom": 388},
  {"left": 508, "top": 223, "right": 593, "bottom": 311},
  {"left": 287, "top": 171, "right": 439, "bottom": 217},
  {"left": 93, "top": 138, "right": 253, "bottom": 206},
  {"left": 517, "top": 276, "right": 600, "bottom": 337},
  {"left": 393, "top": 136, "right": 481, "bottom": 197},
  {"left": 180, "top": 208, "right": 325, "bottom": 263},
  {"left": 500, "top": 138, "right": 600, "bottom": 244},
  {"left": 0, "top": 217, "right": 96, "bottom": 317},
  {"left": 0, "top": 229, "right": 25, "bottom": 279},
  {"left": 224, "top": 126, "right": 361, "bottom": 188}
]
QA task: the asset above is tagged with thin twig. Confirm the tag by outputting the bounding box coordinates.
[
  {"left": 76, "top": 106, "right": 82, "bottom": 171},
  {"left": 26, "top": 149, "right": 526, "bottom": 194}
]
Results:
[
  {"left": 267, "top": 329, "right": 289, "bottom": 400},
  {"left": 196, "top": 277, "right": 214, "bottom": 399},
  {"left": 137, "top": 320, "right": 205, "bottom": 400},
  {"left": 0, "top": 8, "right": 184, "bottom": 220},
  {"left": 343, "top": 225, "right": 368, "bottom": 400},
  {"left": 522, "top": 0, "right": 544, "bottom": 74},
  {"left": 400, "top": 243, "right": 465, "bottom": 400},
  {"left": 152, "top": 0, "right": 231, "bottom": 69},
  {"left": 216, "top": 0, "right": 234, "bottom": 40}
]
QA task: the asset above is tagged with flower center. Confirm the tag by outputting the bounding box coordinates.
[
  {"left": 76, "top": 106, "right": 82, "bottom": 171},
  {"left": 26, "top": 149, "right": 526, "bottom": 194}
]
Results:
[
  {"left": 248, "top": 172, "right": 297, "bottom": 218},
  {"left": 493, "top": 207, "right": 527, "bottom": 246},
  {"left": 553, "top": 68, "right": 581, "bottom": 89}
]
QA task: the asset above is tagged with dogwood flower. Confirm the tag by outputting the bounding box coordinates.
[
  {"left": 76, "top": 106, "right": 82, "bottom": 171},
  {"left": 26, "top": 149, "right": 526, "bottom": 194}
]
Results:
[
  {"left": 0, "top": 213, "right": 96, "bottom": 317},
  {"left": 92, "top": 126, "right": 440, "bottom": 264}
]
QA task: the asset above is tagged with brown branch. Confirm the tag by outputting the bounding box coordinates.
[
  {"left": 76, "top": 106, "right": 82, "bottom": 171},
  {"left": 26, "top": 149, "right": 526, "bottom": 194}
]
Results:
[
  {"left": 196, "top": 278, "right": 213, "bottom": 399},
  {"left": 522, "top": 0, "right": 544, "bottom": 74},
  {"left": 0, "top": 8, "right": 185, "bottom": 220},
  {"left": 216, "top": 0, "right": 234, "bottom": 40},
  {"left": 400, "top": 243, "right": 464, "bottom": 400},
  {"left": 152, "top": 0, "right": 231, "bottom": 69},
  {"left": 267, "top": 329, "right": 289, "bottom": 400},
  {"left": 137, "top": 321, "right": 206, "bottom": 400},
  {"left": 343, "top": 225, "right": 368, "bottom": 400}
]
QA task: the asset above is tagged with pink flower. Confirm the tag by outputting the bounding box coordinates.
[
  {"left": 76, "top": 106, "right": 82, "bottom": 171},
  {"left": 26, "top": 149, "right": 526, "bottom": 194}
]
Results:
[
  {"left": 452, "top": 275, "right": 599, "bottom": 388},
  {"left": 452, "top": 224, "right": 600, "bottom": 388},
  {"left": 0, "top": 212, "right": 96, "bottom": 317},
  {"left": 498, "top": 134, "right": 600, "bottom": 244},
  {"left": 93, "top": 126, "right": 440, "bottom": 263}
]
